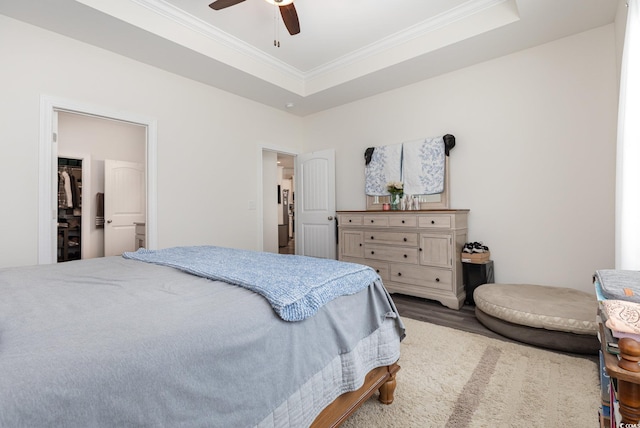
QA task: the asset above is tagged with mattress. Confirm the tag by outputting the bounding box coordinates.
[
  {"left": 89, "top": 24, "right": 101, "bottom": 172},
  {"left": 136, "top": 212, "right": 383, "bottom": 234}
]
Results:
[{"left": 0, "top": 255, "right": 404, "bottom": 427}]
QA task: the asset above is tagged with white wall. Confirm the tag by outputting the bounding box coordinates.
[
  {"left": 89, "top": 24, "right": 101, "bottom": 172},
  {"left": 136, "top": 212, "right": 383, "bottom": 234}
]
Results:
[
  {"left": 0, "top": 15, "right": 304, "bottom": 268},
  {"left": 58, "top": 111, "right": 146, "bottom": 259},
  {"left": 303, "top": 25, "right": 619, "bottom": 293}
]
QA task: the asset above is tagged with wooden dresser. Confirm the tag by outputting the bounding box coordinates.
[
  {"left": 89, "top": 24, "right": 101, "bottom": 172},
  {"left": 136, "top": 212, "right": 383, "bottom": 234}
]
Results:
[{"left": 337, "top": 210, "right": 469, "bottom": 309}]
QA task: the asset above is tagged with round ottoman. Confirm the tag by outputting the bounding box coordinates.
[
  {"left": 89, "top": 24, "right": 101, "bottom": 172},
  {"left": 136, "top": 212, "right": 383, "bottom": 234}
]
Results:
[{"left": 473, "top": 283, "right": 600, "bottom": 354}]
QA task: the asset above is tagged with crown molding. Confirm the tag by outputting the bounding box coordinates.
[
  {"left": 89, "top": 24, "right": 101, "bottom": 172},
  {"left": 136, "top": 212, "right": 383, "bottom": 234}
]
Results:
[
  {"left": 129, "top": 0, "right": 515, "bottom": 97},
  {"left": 129, "top": 0, "right": 511, "bottom": 93},
  {"left": 130, "top": 0, "right": 305, "bottom": 81},
  {"left": 305, "top": 0, "right": 511, "bottom": 79}
]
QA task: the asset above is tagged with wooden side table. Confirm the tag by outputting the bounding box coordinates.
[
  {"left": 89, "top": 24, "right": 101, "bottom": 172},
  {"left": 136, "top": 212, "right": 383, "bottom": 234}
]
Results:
[{"left": 462, "top": 260, "right": 494, "bottom": 305}]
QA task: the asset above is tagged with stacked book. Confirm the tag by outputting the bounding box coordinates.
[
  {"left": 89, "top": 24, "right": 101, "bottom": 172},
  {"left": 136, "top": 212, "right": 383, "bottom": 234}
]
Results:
[
  {"left": 594, "top": 269, "right": 640, "bottom": 428},
  {"left": 596, "top": 272, "right": 640, "bottom": 353}
]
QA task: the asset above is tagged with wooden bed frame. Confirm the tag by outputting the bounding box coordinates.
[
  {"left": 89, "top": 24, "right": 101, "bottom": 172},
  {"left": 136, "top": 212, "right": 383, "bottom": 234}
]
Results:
[{"left": 311, "top": 361, "right": 400, "bottom": 427}]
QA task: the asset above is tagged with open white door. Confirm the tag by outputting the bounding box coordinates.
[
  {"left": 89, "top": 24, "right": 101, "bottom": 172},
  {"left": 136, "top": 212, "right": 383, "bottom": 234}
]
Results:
[
  {"left": 104, "top": 160, "right": 145, "bottom": 256},
  {"left": 295, "top": 149, "right": 336, "bottom": 259}
]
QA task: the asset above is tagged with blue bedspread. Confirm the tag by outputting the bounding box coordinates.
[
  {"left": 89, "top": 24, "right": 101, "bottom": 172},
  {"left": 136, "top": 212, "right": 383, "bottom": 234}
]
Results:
[{"left": 123, "top": 246, "right": 380, "bottom": 321}]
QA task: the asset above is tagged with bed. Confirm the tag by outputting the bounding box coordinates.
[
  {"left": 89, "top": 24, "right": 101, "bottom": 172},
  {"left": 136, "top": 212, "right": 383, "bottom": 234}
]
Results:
[{"left": 0, "top": 246, "right": 404, "bottom": 427}]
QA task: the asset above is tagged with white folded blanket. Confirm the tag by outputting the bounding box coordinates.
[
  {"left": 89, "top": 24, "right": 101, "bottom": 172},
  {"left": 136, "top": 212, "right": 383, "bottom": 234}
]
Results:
[
  {"left": 602, "top": 299, "right": 640, "bottom": 335},
  {"left": 402, "top": 137, "right": 445, "bottom": 195},
  {"left": 365, "top": 143, "right": 402, "bottom": 196}
]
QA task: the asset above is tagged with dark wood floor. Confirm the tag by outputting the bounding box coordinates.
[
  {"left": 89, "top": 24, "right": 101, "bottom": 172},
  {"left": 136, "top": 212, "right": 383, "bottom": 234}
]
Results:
[
  {"left": 390, "top": 293, "right": 512, "bottom": 342},
  {"left": 279, "top": 237, "right": 295, "bottom": 255}
]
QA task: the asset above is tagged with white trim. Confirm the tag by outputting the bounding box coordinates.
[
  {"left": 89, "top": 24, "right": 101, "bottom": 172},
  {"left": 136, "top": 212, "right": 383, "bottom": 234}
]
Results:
[
  {"left": 305, "top": 0, "right": 510, "bottom": 79},
  {"left": 38, "top": 95, "right": 158, "bottom": 264},
  {"left": 38, "top": 97, "right": 57, "bottom": 264}
]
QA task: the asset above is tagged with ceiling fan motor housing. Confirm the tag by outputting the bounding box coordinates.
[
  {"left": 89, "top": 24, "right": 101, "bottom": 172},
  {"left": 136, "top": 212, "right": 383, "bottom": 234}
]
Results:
[{"left": 209, "top": 0, "right": 300, "bottom": 35}]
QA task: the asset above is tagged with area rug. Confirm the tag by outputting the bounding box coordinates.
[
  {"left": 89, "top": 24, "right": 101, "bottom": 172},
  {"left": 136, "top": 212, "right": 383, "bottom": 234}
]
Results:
[{"left": 342, "top": 317, "right": 600, "bottom": 427}]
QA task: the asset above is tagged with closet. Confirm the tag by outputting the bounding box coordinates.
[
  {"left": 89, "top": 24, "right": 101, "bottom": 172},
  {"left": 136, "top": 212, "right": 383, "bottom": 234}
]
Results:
[{"left": 57, "top": 158, "right": 82, "bottom": 262}]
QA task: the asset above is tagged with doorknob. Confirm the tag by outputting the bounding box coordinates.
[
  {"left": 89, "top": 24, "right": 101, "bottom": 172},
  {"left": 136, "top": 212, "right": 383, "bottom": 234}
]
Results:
[
  {"left": 328, "top": 216, "right": 333, "bottom": 221},
  {"left": 107, "top": 220, "right": 112, "bottom": 224}
]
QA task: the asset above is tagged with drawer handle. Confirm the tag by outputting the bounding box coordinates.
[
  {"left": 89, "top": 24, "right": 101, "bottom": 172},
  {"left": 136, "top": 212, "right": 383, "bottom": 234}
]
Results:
[
  {"left": 403, "top": 254, "right": 407, "bottom": 258},
  {"left": 397, "top": 272, "right": 402, "bottom": 277},
  {"left": 435, "top": 277, "right": 440, "bottom": 282},
  {"left": 371, "top": 251, "right": 375, "bottom": 255},
  {"left": 371, "top": 219, "right": 374, "bottom": 223},
  {"left": 419, "top": 248, "right": 422, "bottom": 252},
  {"left": 376, "top": 269, "right": 380, "bottom": 273},
  {"left": 359, "top": 243, "right": 362, "bottom": 247},
  {"left": 349, "top": 219, "right": 352, "bottom": 223},
  {"left": 403, "top": 237, "right": 407, "bottom": 242},
  {"left": 401, "top": 220, "right": 405, "bottom": 224},
  {"left": 370, "top": 236, "right": 374, "bottom": 240},
  {"left": 431, "top": 220, "right": 435, "bottom": 224}
]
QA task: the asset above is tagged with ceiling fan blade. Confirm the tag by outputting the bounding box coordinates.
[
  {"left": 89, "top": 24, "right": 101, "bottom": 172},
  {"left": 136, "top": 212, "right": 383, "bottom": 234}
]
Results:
[
  {"left": 209, "top": 0, "right": 246, "bottom": 10},
  {"left": 279, "top": 4, "right": 300, "bottom": 35}
]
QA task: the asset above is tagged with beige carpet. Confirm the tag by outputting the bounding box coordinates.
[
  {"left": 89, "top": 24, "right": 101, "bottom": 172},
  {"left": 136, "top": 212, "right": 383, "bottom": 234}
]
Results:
[{"left": 342, "top": 317, "right": 600, "bottom": 428}]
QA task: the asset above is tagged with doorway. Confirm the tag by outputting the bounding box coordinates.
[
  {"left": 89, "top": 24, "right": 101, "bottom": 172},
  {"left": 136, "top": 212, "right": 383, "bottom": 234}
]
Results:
[
  {"left": 56, "top": 111, "right": 146, "bottom": 260},
  {"left": 38, "top": 95, "right": 158, "bottom": 265},
  {"left": 260, "top": 147, "right": 336, "bottom": 259},
  {"left": 260, "top": 148, "right": 297, "bottom": 254}
]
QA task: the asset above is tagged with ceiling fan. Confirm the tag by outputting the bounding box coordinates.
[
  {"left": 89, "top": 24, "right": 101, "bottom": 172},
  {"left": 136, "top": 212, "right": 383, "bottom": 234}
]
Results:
[{"left": 209, "top": 0, "right": 300, "bottom": 36}]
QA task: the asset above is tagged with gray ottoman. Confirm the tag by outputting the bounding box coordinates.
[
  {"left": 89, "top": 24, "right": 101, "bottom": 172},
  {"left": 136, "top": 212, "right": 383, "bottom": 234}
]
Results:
[{"left": 473, "top": 283, "right": 600, "bottom": 354}]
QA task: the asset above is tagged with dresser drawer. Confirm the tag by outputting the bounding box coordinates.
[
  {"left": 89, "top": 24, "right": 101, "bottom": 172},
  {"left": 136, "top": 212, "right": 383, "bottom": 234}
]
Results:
[
  {"left": 365, "top": 231, "right": 418, "bottom": 246},
  {"left": 418, "top": 215, "right": 452, "bottom": 229},
  {"left": 388, "top": 264, "right": 453, "bottom": 291},
  {"left": 339, "top": 215, "right": 363, "bottom": 226},
  {"left": 388, "top": 215, "right": 417, "bottom": 227},
  {"left": 364, "top": 244, "right": 418, "bottom": 264},
  {"left": 339, "top": 257, "right": 389, "bottom": 281},
  {"left": 363, "top": 260, "right": 389, "bottom": 281},
  {"left": 363, "top": 215, "right": 389, "bottom": 227}
]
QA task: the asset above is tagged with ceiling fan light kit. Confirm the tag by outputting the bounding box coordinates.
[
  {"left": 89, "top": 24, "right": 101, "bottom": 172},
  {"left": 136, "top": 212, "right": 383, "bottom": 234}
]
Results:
[
  {"left": 264, "top": 0, "right": 294, "bottom": 5},
  {"left": 209, "top": 0, "right": 300, "bottom": 36}
]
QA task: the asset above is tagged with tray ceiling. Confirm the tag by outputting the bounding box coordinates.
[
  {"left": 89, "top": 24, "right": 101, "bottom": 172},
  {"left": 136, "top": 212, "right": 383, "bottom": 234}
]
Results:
[{"left": 0, "top": 0, "right": 618, "bottom": 115}]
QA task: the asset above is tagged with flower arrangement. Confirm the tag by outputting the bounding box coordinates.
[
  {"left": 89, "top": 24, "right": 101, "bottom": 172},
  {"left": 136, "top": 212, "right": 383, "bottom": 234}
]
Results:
[
  {"left": 386, "top": 181, "right": 404, "bottom": 196},
  {"left": 386, "top": 181, "right": 404, "bottom": 210}
]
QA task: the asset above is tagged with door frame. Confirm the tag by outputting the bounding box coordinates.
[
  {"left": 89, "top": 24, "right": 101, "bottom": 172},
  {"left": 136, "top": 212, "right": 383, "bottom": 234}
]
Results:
[{"left": 38, "top": 95, "right": 158, "bottom": 264}]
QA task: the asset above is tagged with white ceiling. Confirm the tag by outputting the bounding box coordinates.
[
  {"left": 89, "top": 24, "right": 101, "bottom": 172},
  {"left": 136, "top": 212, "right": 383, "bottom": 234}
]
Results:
[
  {"left": 277, "top": 153, "right": 294, "bottom": 171},
  {"left": 0, "top": 0, "right": 618, "bottom": 116}
]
